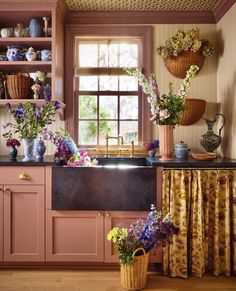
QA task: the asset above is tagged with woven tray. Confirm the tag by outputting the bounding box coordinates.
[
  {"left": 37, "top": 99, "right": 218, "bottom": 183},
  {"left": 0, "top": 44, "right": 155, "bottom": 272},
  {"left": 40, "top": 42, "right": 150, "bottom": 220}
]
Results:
[{"left": 192, "top": 152, "right": 217, "bottom": 161}]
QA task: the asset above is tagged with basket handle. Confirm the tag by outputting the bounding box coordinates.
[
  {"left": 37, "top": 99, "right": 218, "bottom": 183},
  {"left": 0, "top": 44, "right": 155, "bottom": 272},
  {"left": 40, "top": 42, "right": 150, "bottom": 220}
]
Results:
[
  {"left": 18, "top": 72, "right": 30, "bottom": 78},
  {"left": 132, "top": 247, "right": 146, "bottom": 258}
]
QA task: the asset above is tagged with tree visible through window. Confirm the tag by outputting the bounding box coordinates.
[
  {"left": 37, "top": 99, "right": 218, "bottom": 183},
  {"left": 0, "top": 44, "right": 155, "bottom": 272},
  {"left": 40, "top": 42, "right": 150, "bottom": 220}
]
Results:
[{"left": 75, "top": 39, "right": 141, "bottom": 146}]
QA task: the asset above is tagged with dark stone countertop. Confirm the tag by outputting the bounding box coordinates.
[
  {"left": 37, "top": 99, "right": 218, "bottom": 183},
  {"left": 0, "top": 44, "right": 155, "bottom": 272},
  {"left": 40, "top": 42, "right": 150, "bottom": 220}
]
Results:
[{"left": 0, "top": 155, "right": 236, "bottom": 168}]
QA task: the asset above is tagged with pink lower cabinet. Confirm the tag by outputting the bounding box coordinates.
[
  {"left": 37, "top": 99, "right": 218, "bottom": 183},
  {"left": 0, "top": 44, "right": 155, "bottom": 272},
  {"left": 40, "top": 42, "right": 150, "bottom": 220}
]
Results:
[
  {"left": 0, "top": 186, "right": 3, "bottom": 261},
  {"left": 104, "top": 211, "right": 162, "bottom": 263},
  {"left": 46, "top": 211, "right": 104, "bottom": 261},
  {"left": 3, "top": 185, "right": 45, "bottom": 261}
]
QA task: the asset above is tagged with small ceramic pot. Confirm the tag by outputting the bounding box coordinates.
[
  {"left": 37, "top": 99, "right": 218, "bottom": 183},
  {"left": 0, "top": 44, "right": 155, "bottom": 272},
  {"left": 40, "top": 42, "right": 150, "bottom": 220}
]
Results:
[
  {"left": 0, "top": 55, "right": 8, "bottom": 61},
  {"left": 175, "top": 141, "right": 190, "bottom": 159},
  {"left": 14, "top": 23, "right": 25, "bottom": 37},
  {"left": 148, "top": 149, "right": 156, "bottom": 159},
  {"left": 26, "top": 47, "right": 36, "bottom": 61},
  {"left": 36, "top": 50, "right": 41, "bottom": 60},
  {"left": 0, "top": 28, "right": 13, "bottom": 38},
  {"left": 9, "top": 146, "right": 17, "bottom": 160},
  {"left": 29, "top": 18, "right": 44, "bottom": 37},
  {"left": 41, "top": 50, "right": 52, "bottom": 61},
  {"left": 35, "top": 137, "right": 46, "bottom": 161}
]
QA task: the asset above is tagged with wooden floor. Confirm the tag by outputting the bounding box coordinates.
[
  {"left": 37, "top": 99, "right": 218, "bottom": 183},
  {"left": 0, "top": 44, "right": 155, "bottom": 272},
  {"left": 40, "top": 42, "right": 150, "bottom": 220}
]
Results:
[{"left": 0, "top": 269, "right": 235, "bottom": 291}]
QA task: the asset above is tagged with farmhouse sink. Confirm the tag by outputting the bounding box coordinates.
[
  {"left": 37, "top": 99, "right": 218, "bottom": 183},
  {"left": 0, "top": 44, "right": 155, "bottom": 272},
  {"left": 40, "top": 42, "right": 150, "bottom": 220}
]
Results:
[{"left": 52, "top": 165, "right": 156, "bottom": 211}]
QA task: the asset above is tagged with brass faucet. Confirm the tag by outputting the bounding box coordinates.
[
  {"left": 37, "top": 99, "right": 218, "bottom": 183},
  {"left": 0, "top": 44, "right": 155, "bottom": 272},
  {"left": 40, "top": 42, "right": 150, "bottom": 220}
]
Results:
[
  {"left": 105, "top": 133, "right": 124, "bottom": 157},
  {"left": 130, "top": 140, "right": 135, "bottom": 157}
]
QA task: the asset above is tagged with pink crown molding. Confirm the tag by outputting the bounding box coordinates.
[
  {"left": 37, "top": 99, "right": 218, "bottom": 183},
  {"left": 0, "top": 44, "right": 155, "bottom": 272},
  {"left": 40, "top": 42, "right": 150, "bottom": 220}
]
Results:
[{"left": 213, "top": 0, "right": 236, "bottom": 22}]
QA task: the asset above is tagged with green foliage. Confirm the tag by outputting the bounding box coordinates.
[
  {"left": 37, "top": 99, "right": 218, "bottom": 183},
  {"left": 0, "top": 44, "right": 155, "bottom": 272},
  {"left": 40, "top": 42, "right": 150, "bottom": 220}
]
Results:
[{"left": 157, "top": 27, "right": 214, "bottom": 58}]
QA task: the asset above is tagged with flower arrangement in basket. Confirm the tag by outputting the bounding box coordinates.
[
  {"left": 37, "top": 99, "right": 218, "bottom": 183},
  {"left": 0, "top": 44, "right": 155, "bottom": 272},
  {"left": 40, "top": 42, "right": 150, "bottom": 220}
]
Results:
[
  {"left": 157, "top": 28, "right": 214, "bottom": 78},
  {"left": 107, "top": 205, "right": 179, "bottom": 290}
]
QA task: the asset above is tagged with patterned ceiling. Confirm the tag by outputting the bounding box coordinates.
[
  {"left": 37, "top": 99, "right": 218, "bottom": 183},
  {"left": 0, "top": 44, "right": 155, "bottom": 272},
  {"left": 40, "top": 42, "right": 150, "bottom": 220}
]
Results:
[{"left": 65, "top": 0, "right": 221, "bottom": 12}]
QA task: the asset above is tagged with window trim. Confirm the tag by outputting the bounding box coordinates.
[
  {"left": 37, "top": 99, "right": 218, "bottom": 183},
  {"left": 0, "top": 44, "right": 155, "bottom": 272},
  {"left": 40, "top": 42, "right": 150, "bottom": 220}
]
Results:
[{"left": 65, "top": 25, "right": 153, "bottom": 146}]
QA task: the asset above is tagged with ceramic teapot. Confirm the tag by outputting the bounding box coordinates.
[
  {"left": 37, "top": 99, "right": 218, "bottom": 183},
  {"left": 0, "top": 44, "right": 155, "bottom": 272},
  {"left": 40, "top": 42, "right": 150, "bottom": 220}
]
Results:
[
  {"left": 26, "top": 47, "right": 36, "bottom": 61},
  {"left": 200, "top": 113, "right": 225, "bottom": 152},
  {"left": 6, "top": 46, "right": 25, "bottom": 61}
]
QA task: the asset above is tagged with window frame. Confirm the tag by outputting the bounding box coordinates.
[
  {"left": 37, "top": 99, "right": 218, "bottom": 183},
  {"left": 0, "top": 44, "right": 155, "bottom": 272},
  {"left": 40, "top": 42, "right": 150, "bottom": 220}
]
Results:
[{"left": 65, "top": 25, "right": 153, "bottom": 147}]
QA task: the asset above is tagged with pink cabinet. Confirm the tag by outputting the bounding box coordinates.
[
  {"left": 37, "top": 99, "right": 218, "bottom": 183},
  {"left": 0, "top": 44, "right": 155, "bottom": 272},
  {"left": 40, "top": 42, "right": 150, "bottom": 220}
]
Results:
[
  {"left": 0, "top": 186, "right": 3, "bottom": 261},
  {"left": 104, "top": 211, "right": 162, "bottom": 263},
  {"left": 46, "top": 210, "right": 104, "bottom": 262},
  {"left": 3, "top": 185, "right": 45, "bottom": 261}
]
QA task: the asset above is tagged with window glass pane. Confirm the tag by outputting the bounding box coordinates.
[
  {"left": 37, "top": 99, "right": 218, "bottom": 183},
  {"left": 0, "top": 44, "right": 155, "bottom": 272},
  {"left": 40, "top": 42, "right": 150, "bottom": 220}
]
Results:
[
  {"left": 99, "top": 76, "right": 118, "bottom": 91},
  {"left": 119, "top": 43, "right": 138, "bottom": 67},
  {"left": 120, "top": 121, "right": 138, "bottom": 144},
  {"left": 109, "top": 44, "right": 119, "bottom": 67},
  {"left": 99, "top": 121, "right": 118, "bottom": 145},
  {"left": 119, "top": 76, "right": 138, "bottom": 91},
  {"left": 79, "top": 76, "right": 98, "bottom": 91},
  {"left": 120, "top": 96, "right": 138, "bottom": 119},
  {"left": 99, "top": 44, "right": 108, "bottom": 67},
  {"left": 99, "top": 96, "right": 117, "bottom": 119},
  {"left": 79, "top": 95, "right": 97, "bottom": 119},
  {"left": 79, "top": 44, "right": 98, "bottom": 67},
  {"left": 79, "top": 121, "right": 97, "bottom": 145}
]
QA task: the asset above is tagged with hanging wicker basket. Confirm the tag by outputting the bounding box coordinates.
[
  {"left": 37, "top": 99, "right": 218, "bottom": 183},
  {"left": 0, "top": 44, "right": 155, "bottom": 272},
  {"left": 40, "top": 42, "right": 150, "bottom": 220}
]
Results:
[
  {"left": 120, "top": 248, "right": 149, "bottom": 291},
  {"left": 6, "top": 72, "right": 33, "bottom": 99},
  {"left": 164, "top": 50, "right": 206, "bottom": 79},
  {"left": 180, "top": 98, "right": 206, "bottom": 126}
]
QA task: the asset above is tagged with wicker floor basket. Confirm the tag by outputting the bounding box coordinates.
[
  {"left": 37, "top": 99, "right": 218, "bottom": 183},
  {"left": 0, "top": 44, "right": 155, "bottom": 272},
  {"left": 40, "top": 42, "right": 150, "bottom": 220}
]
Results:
[
  {"left": 6, "top": 73, "right": 33, "bottom": 99},
  {"left": 180, "top": 98, "right": 206, "bottom": 126},
  {"left": 164, "top": 50, "right": 205, "bottom": 79},
  {"left": 120, "top": 248, "right": 149, "bottom": 291}
]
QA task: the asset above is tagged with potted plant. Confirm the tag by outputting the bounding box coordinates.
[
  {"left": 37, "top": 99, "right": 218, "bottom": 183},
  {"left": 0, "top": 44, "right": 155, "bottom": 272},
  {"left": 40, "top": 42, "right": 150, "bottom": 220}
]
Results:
[
  {"left": 125, "top": 65, "right": 198, "bottom": 160},
  {"left": 5, "top": 137, "right": 21, "bottom": 160},
  {"left": 157, "top": 28, "right": 214, "bottom": 78},
  {"left": 107, "top": 205, "right": 179, "bottom": 290},
  {"left": 3, "top": 100, "right": 60, "bottom": 161}
]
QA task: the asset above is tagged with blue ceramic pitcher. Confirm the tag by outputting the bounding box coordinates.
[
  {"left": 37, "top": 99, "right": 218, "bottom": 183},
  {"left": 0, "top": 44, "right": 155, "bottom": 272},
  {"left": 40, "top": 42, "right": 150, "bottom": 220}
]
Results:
[{"left": 29, "top": 18, "right": 44, "bottom": 37}]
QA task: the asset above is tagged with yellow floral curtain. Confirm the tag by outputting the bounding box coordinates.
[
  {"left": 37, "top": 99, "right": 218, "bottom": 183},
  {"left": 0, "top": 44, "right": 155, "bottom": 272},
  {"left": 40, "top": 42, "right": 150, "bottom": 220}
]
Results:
[{"left": 162, "top": 169, "right": 236, "bottom": 278}]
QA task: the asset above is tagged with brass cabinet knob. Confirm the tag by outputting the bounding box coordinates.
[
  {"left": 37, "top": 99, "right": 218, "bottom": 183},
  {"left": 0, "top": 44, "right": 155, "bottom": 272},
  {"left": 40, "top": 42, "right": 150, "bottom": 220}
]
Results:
[
  {"left": 19, "top": 172, "right": 31, "bottom": 180},
  {"left": 98, "top": 211, "right": 103, "bottom": 217},
  {"left": 106, "top": 212, "right": 110, "bottom": 218},
  {"left": 3, "top": 187, "right": 11, "bottom": 194}
]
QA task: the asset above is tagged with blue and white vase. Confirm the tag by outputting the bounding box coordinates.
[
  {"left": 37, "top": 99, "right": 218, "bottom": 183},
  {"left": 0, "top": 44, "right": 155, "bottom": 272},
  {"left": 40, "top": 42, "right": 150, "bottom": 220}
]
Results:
[
  {"left": 41, "top": 50, "right": 52, "bottom": 61},
  {"left": 148, "top": 149, "right": 156, "bottom": 158},
  {"left": 22, "top": 138, "right": 35, "bottom": 162},
  {"left": 35, "top": 137, "right": 46, "bottom": 161}
]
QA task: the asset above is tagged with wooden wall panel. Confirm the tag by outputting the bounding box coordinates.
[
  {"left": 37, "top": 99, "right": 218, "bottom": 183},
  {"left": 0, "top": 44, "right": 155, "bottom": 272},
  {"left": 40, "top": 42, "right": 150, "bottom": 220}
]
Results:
[{"left": 216, "top": 3, "right": 236, "bottom": 158}]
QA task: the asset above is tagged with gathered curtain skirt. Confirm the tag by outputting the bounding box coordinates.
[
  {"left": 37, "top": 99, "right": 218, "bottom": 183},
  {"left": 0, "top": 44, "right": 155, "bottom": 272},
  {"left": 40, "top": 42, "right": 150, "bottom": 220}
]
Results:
[{"left": 162, "top": 169, "right": 236, "bottom": 278}]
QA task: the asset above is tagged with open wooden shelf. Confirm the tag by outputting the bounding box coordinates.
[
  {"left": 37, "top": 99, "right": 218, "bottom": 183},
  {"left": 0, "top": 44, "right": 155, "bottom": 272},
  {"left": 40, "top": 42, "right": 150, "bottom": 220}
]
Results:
[{"left": 0, "top": 61, "right": 52, "bottom": 72}]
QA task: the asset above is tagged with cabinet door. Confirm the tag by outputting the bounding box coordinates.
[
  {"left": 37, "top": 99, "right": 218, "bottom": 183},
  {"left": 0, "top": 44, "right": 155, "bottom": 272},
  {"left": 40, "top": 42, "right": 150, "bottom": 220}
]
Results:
[
  {"left": 4, "top": 185, "right": 45, "bottom": 261},
  {"left": 46, "top": 210, "right": 103, "bottom": 262},
  {"left": 104, "top": 211, "right": 162, "bottom": 263},
  {"left": 0, "top": 186, "right": 3, "bottom": 261}
]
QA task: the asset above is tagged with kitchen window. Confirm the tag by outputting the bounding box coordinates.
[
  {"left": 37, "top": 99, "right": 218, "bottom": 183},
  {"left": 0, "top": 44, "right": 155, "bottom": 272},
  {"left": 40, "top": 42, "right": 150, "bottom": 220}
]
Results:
[
  {"left": 65, "top": 26, "right": 153, "bottom": 147},
  {"left": 75, "top": 39, "right": 140, "bottom": 146}
]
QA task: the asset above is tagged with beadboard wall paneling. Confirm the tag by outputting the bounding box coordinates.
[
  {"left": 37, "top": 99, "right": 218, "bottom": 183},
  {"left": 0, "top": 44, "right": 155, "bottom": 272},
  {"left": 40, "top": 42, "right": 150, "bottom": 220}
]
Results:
[
  {"left": 216, "top": 3, "right": 236, "bottom": 158},
  {"left": 0, "top": 108, "right": 65, "bottom": 156},
  {"left": 153, "top": 24, "right": 217, "bottom": 152}
]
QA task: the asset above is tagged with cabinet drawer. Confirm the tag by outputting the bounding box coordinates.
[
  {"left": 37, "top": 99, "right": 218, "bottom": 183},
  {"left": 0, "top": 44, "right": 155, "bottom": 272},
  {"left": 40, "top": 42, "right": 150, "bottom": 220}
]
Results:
[{"left": 0, "top": 167, "right": 45, "bottom": 185}]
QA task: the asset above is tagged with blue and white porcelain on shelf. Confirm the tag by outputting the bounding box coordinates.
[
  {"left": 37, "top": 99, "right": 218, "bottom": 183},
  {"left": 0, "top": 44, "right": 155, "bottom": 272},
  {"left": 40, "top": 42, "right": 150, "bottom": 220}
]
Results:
[
  {"left": 175, "top": 140, "right": 190, "bottom": 159},
  {"left": 29, "top": 18, "right": 44, "bottom": 37},
  {"left": 0, "top": 55, "right": 8, "bottom": 61},
  {"left": 41, "top": 50, "right": 52, "bottom": 61},
  {"left": 22, "top": 138, "right": 35, "bottom": 162},
  {"left": 6, "top": 46, "right": 25, "bottom": 61},
  {"left": 25, "top": 47, "right": 37, "bottom": 61}
]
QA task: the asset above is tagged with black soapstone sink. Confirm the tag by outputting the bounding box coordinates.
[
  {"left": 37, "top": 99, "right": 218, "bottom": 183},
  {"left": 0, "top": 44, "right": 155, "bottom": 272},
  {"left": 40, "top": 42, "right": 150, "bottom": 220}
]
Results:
[
  {"left": 52, "top": 165, "right": 156, "bottom": 211},
  {"left": 96, "top": 157, "right": 149, "bottom": 166}
]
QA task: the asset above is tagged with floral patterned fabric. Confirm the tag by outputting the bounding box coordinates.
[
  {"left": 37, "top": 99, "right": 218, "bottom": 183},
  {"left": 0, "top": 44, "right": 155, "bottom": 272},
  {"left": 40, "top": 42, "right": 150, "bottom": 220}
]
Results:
[{"left": 162, "top": 169, "right": 236, "bottom": 278}]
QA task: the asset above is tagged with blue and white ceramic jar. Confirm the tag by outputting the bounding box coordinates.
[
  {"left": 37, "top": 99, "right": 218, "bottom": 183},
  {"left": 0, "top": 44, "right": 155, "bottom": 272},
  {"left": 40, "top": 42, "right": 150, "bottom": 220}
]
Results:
[
  {"left": 175, "top": 141, "right": 190, "bottom": 159},
  {"left": 41, "top": 50, "right": 52, "bottom": 61},
  {"left": 7, "top": 46, "right": 25, "bottom": 61},
  {"left": 35, "top": 137, "right": 46, "bottom": 161}
]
